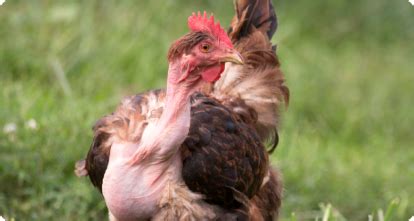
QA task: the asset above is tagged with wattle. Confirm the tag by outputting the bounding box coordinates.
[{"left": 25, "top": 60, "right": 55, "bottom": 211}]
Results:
[{"left": 201, "top": 63, "right": 225, "bottom": 83}]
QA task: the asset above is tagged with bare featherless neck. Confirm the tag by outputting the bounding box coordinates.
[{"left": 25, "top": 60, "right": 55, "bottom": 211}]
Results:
[{"left": 158, "top": 60, "right": 197, "bottom": 127}]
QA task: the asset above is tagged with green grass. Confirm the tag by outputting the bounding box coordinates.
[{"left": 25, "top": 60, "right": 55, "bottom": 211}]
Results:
[{"left": 1, "top": 0, "right": 413, "bottom": 220}]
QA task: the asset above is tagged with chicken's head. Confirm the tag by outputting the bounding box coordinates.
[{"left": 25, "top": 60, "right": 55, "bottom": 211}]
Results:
[{"left": 167, "top": 11, "right": 243, "bottom": 85}]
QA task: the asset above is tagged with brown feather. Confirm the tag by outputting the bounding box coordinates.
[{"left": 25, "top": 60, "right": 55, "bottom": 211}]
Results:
[{"left": 229, "top": 0, "right": 278, "bottom": 41}]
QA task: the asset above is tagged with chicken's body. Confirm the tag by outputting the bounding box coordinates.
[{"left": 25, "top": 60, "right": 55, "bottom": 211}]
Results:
[
  {"left": 83, "top": 89, "right": 270, "bottom": 220},
  {"left": 76, "top": 0, "right": 288, "bottom": 220}
]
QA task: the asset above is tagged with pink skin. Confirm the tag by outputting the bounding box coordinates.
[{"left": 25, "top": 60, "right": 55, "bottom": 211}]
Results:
[{"left": 102, "top": 39, "right": 242, "bottom": 221}]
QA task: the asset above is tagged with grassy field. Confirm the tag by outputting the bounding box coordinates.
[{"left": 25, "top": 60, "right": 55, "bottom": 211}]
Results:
[{"left": 1, "top": 0, "right": 413, "bottom": 220}]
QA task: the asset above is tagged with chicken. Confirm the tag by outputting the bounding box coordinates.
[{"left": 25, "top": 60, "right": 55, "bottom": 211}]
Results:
[{"left": 76, "top": 0, "right": 288, "bottom": 220}]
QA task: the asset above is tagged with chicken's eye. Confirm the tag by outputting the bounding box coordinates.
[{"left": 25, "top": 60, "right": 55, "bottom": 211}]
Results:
[{"left": 200, "top": 44, "right": 211, "bottom": 53}]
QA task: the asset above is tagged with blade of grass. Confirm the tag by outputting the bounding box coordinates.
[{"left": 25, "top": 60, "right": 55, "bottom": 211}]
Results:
[
  {"left": 384, "top": 199, "right": 399, "bottom": 221},
  {"left": 290, "top": 212, "right": 298, "bottom": 221},
  {"left": 377, "top": 209, "right": 384, "bottom": 221},
  {"left": 322, "top": 204, "right": 332, "bottom": 221},
  {"left": 368, "top": 214, "right": 373, "bottom": 221}
]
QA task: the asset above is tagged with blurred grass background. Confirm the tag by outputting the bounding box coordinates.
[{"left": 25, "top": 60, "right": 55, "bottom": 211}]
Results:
[{"left": 0, "top": 0, "right": 413, "bottom": 220}]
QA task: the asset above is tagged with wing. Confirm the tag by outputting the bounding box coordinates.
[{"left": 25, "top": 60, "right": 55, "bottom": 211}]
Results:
[
  {"left": 76, "top": 89, "right": 166, "bottom": 192},
  {"left": 181, "top": 93, "right": 268, "bottom": 209}
]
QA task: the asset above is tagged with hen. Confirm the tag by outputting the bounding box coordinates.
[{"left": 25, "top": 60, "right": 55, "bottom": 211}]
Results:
[{"left": 76, "top": 0, "right": 288, "bottom": 220}]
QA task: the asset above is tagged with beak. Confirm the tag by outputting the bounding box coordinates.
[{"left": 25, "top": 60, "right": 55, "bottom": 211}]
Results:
[{"left": 219, "top": 49, "right": 244, "bottom": 65}]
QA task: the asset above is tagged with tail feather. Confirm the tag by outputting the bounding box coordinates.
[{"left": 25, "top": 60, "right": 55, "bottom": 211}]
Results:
[{"left": 229, "top": 0, "right": 278, "bottom": 41}]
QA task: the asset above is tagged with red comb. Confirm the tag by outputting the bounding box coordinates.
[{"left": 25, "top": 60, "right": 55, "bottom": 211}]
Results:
[{"left": 188, "top": 11, "right": 233, "bottom": 48}]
